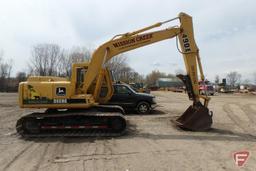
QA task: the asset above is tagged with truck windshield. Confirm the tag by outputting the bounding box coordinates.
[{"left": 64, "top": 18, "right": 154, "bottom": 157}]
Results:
[{"left": 115, "top": 85, "right": 136, "bottom": 94}]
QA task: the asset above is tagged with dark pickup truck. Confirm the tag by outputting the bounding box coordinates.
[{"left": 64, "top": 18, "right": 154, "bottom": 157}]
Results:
[{"left": 108, "top": 83, "right": 157, "bottom": 114}]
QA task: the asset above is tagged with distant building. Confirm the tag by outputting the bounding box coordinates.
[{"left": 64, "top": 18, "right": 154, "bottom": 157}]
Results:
[{"left": 156, "top": 77, "right": 183, "bottom": 88}]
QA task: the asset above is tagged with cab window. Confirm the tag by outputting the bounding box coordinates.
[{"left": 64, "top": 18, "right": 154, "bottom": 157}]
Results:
[{"left": 76, "top": 68, "right": 87, "bottom": 88}]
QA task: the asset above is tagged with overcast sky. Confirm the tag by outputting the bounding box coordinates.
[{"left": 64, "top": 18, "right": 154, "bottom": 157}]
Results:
[{"left": 0, "top": 0, "right": 255, "bottom": 82}]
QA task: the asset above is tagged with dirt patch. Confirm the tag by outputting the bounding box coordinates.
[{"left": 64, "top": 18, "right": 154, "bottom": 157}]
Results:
[{"left": 0, "top": 92, "right": 256, "bottom": 170}]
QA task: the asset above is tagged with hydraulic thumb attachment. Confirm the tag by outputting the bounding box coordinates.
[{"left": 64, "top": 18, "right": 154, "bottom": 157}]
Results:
[{"left": 176, "top": 74, "right": 213, "bottom": 131}]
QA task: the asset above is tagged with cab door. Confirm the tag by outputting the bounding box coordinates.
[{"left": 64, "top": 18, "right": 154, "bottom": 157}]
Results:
[{"left": 110, "top": 85, "right": 135, "bottom": 107}]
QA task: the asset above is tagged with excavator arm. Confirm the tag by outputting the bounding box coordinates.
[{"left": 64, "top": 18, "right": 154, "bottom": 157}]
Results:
[
  {"left": 83, "top": 13, "right": 208, "bottom": 105},
  {"left": 83, "top": 12, "right": 213, "bottom": 131}
]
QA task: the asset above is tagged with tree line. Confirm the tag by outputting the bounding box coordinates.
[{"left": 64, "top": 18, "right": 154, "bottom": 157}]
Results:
[
  {"left": 0, "top": 43, "right": 145, "bottom": 92},
  {"left": 28, "top": 44, "right": 145, "bottom": 83},
  {"left": 214, "top": 71, "right": 254, "bottom": 88},
  {"left": 0, "top": 43, "right": 256, "bottom": 92},
  {"left": 0, "top": 50, "right": 13, "bottom": 91}
]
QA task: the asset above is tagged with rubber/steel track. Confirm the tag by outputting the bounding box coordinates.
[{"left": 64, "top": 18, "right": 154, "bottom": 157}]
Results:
[{"left": 16, "top": 106, "right": 126, "bottom": 138}]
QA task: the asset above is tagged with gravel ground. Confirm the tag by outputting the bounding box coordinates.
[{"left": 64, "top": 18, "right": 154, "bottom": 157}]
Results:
[{"left": 0, "top": 92, "right": 255, "bottom": 171}]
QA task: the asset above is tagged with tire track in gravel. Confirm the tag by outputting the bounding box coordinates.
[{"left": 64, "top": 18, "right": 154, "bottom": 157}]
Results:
[
  {"left": 2, "top": 142, "right": 34, "bottom": 171},
  {"left": 102, "top": 140, "right": 110, "bottom": 171},
  {"left": 0, "top": 108, "right": 19, "bottom": 117},
  {"left": 58, "top": 140, "right": 92, "bottom": 171},
  {"left": 0, "top": 109, "right": 20, "bottom": 125},
  {"left": 82, "top": 141, "right": 92, "bottom": 171},
  {"left": 94, "top": 140, "right": 105, "bottom": 171},
  {"left": 92, "top": 140, "right": 98, "bottom": 171},
  {"left": 144, "top": 138, "right": 165, "bottom": 155},
  {"left": 250, "top": 104, "right": 256, "bottom": 111},
  {"left": 32, "top": 143, "right": 49, "bottom": 171},
  {"left": 223, "top": 103, "right": 256, "bottom": 136},
  {"left": 0, "top": 108, "right": 25, "bottom": 125},
  {"left": 103, "top": 139, "right": 117, "bottom": 171},
  {"left": 241, "top": 104, "right": 256, "bottom": 123},
  {"left": 82, "top": 140, "right": 95, "bottom": 171},
  {"left": 56, "top": 141, "right": 65, "bottom": 171},
  {"left": 37, "top": 142, "right": 62, "bottom": 171},
  {"left": 4, "top": 143, "right": 49, "bottom": 171},
  {"left": 71, "top": 140, "right": 120, "bottom": 171}
]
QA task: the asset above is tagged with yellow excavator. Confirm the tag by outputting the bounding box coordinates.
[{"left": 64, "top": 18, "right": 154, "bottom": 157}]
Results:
[{"left": 16, "top": 12, "right": 213, "bottom": 137}]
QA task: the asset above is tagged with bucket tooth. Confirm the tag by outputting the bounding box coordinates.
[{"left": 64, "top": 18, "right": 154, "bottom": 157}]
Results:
[{"left": 176, "top": 105, "right": 213, "bottom": 131}]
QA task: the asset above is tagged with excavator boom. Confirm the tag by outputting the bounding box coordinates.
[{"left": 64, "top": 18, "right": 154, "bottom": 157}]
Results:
[
  {"left": 16, "top": 12, "right": 212, "bottom": 138},
  {"left": 82, "top": 13, "right": 212, "bottom": 130}
]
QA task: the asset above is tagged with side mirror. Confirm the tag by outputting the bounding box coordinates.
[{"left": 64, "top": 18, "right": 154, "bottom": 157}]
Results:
[{"left": 128, "top": 91, "right": 132, "bottom": 95}]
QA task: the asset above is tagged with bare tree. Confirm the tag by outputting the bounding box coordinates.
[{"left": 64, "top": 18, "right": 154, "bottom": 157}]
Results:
[
  {"left": 117, "top": 66, "right": 132, "bottom": 82},
  {"left": 69, "top": 46, "right": 91, "bottom": 63},
  {"left": 105, "top": 54, "right": 127, "bottom": 74},
  {"left": 226, "top": 71, "right": 241, "bottom": 87},
  {"left": 242, "top": 79, "right": 250, "bottom": 85},
  {"left": 0, "top": 63, "right": 8, "bottom": 78},
  {"left": 129, "top": 71, "right": 144, "bottom": 83},
  {"left": 104, "top": 54, "right": 144, "bottom": 83},
  {"left": 57, "top": 46, "right": 92, "bottom": 77},
  {"left": 0, "top": 54, "right": 13, "bottom": 91},
  {"left": 28, "top": 45, "right": 143, "bottom": 84},
  {"left": 214, "top": 75, "right": 220, "bottom": 84},
  {"left": 29, "top": 44, "right": 62, "bottom": 76},
  {"left": 145, "top": 70, "right": 166, "bottom": 86},
  {"left": 0, "top": 59, "right": 13, "bottom": 79},
  {"left": 57, "top": 50, "right": 71, "bottom": 77},
  {"left": 16, "top": 72, "right": 27, "bottom": 82},
  {"left": 105, "top": 54, "right": 128, "bottom": 81}
]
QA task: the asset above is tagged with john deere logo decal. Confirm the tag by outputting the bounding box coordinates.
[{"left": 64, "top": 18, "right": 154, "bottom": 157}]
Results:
[{"left": 56, "top": 87, "right": 66, "bottom": 96}]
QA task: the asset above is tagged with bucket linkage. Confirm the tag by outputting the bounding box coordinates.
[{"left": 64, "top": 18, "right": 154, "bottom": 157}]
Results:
[
  {"left": 175, "top": 102, "right": 213, "bottom": 131},
  {"left": 176, "top": 74, "right": 213, "bottom": 131}
]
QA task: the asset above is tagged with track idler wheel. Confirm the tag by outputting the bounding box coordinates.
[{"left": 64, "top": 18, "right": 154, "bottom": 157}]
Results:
[{"left": 176, "top": 104, "right": 213, "bottom": 131}]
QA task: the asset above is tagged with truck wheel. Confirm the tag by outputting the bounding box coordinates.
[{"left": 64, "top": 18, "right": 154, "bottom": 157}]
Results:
[{"left": 137, "top": 101, "right": 150, "bottom": 114}]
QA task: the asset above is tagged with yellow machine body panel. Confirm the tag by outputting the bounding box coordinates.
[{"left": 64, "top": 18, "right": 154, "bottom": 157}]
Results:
[{"left": 19, "top": 79, "right": 91, "bottom": 108}]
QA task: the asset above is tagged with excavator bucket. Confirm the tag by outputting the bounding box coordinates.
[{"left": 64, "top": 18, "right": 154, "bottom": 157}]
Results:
[{"left": 175, "top": 105, "right": 213, "bottom": 131}]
